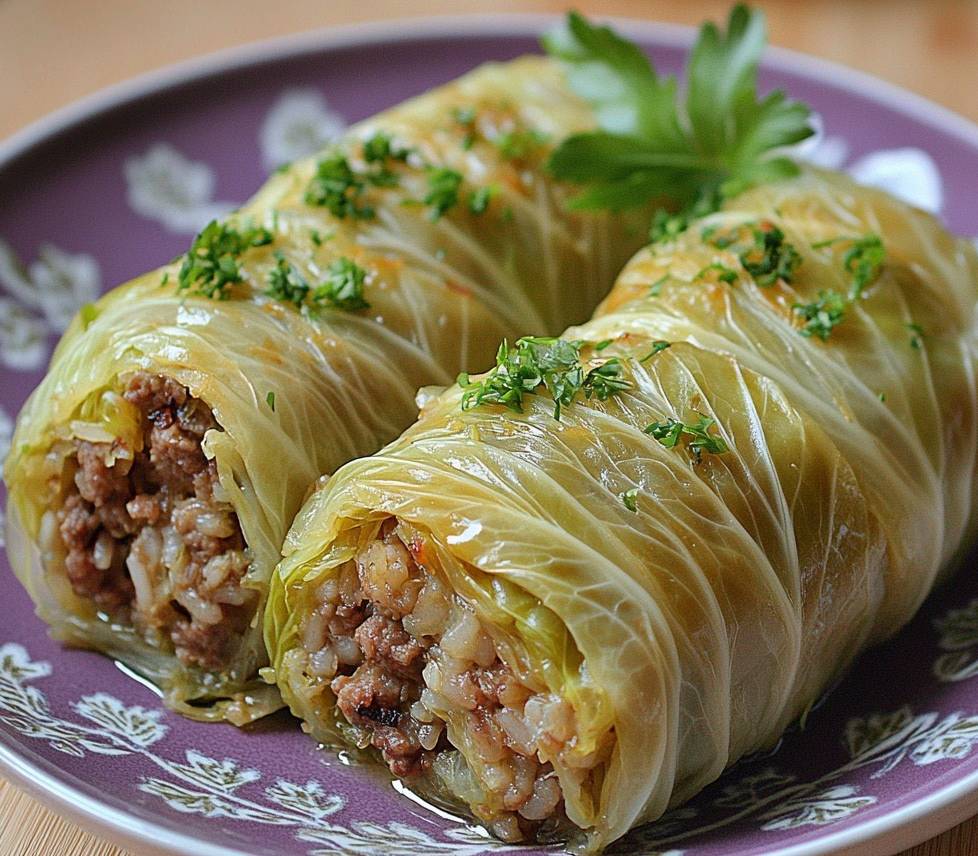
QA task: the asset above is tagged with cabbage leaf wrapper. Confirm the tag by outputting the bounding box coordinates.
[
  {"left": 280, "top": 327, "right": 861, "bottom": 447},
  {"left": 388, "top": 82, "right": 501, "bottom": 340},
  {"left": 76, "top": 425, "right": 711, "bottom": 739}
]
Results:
[
  {"left": 4, "top": 57, "right": 643, "bottom": 724},
  {"left": 267, "top": 170, "right": 978, "bottom": 849}
]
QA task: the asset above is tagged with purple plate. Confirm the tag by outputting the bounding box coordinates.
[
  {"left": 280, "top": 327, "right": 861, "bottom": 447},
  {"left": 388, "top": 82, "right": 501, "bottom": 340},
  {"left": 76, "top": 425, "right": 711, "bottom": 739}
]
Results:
[{"left": 2, "top": 15, "right": 978, "bottom": 856}]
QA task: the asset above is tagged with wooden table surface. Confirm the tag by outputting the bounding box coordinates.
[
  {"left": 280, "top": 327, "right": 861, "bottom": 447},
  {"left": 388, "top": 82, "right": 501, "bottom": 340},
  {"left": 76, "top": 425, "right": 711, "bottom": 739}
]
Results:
[{"left": 1, "top": 0, "right": 978, "bottom": 853}]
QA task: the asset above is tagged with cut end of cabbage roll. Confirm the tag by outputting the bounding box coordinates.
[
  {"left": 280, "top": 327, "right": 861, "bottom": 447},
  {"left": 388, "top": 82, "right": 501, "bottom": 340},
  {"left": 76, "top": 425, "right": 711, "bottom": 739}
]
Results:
[
  {"left": 48, "top": 374, "right": 255, "bottom": 671},
  {"left": 272, "top": 515, "right": 608, "bottom": 845},
  {"left": 15, "top": 370, "right": 276, "bottom": 721}
]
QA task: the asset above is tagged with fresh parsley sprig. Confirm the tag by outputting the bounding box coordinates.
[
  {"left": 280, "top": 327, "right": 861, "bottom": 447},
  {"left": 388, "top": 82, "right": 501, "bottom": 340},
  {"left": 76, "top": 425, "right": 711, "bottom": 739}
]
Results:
[
  {"left": 543, "top": 6, "right": 813, "bottom": 238},
  {"left": 458, "top": 336, "right": 630, "bottom": 420}
]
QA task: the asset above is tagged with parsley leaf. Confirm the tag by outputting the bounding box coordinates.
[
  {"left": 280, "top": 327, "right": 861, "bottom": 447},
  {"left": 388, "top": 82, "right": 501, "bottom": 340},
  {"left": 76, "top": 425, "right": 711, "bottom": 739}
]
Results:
[
  {"left": 843, "top": 235, "right": 885, "bottom": 298},
  {"left": 906, "top": 322, "right": 924, "bottom": 350},
  {"left": 812, "top": 234, "right": 886, "bottom": 299},
  {"left": 312, "top": 257, "right": 370, "bottom": 311},
  {"left": 705, "top": 221, "right": 802, "bottom": 286},
  {"left": 453, "top": 106, "right": 478, "bottom": 149},
  {"left": 621, "top": 488, "right": 639, "bottom": 512},
  {"left": 495, "top": 128, "right": 550, "bottom": 161},
  {"left": 265, "top": 252, "right": 310, "bottom": 307},
  {"left": 305, "top": 154, "right": 375, "bottom": 219},
  {"left": 640, "top": 340, "right": 671, "bottom": 362},
  {"left": 362, "top": 131, "right": 411, "bottom": 164},
  {"left": 266, "top": 391, "right": 276, "bottom": 412},
  {"left": 695, "top": 262, "right": 739, "bottom": 284},
  {"left": 793, "top": 290, "right": 847, "bottom": 340},
  {"left": 544, "top": 7, "right": 813, "bottom": 236},
  {"left": 458, "top": 337, "right": 630, "bottom": 420},
  {"left": 178, "top": 220, "right": 272, "bottom": 299},
  {"left": 468, "top": 185, "right": 496, "bottom": 214},
  {"left": 424, "top": 167, "right": 464, "bottom": 220},
  {"left": 739, "top": 223, "right": 801, "bottom": 286},
  {"left": 644, "top": 414, "right": 728, "bottom": 459}
]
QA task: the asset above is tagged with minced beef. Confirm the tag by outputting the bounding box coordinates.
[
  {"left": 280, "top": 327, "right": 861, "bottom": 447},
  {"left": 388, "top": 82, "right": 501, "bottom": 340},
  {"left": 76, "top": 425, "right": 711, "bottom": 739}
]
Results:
[{"left": 55, "top": 372, "right": 252, "bottom": 671}]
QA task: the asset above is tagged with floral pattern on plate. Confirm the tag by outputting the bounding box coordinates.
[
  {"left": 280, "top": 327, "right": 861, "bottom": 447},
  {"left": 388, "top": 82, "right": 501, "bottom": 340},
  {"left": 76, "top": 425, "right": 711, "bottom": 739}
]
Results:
[
  {"left": 259, "top": 88, "right": 346, "bottom": 171},
  {"left": 124, "top": 144, "right": 238, "bottom": 235}
]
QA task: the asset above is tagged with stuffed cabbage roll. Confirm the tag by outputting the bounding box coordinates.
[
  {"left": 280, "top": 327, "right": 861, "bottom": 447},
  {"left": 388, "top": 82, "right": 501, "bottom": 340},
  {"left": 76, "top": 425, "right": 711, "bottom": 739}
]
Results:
[
  {"left": 3, "top": 56, "right": 643, "bottom": 723},
  {"left": 266, "top": 170, "right": 978, "bottom": 848}
]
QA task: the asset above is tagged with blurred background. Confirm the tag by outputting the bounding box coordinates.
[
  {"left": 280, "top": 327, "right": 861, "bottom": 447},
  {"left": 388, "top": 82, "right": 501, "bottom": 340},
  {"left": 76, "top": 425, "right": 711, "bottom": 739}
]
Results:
[
  {"left": 2, "top": 0, "right": 978, "bottom": 140},
  {"left": 1, "top": 1, "right": 978, "bottom": 854}
]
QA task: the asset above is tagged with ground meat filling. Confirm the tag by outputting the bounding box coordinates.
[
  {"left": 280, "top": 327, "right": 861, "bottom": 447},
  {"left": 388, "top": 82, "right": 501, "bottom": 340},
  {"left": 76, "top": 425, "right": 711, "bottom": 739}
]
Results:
[
  {"left": 300, "top": 520, "right": 573, "bottom": 839},
  {"left": 55, "top": 373, "right": 254, "bottom": 670}
]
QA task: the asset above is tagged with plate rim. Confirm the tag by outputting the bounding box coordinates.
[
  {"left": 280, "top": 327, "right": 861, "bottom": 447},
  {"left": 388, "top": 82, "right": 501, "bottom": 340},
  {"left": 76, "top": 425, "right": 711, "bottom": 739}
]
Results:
[{"left": 2, "top": 12, "right": 978, "bottom": 856}]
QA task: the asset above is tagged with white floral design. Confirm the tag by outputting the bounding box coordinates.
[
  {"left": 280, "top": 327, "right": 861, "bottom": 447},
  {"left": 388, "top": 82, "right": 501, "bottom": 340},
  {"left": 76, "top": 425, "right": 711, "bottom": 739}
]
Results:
[
  {"left": 124, "top": 144, "right": 237, "bottom": 235},
  {"left": 0, "top": 240, "right": 101, "bottom": 371},
  {"left": 848, "top": 148, "right": 943, "bottom": 213},
  {"left": 0, "top": 240, "right": 100, "bottom": 333},
  {"left": 934, "top": 599, "right": 978, "bottom": 683},
  {"left": 0, "top": 300, "right": 47, "bottom": 371},
  {"left": 2, "top": 619, "right": 978, "bottom": 855},
  {"left": 259, "top": 88, "right": 346, "bottom": 171},
  {"left": 797, "top": 114, "right": 943, "bottom": 213},
  {"left": 761, "top": 785, "right": 875, "bottom": 831},
  {"left": 0, "top": 642, "right": 530, "bottom": 855},
  {"left": 624, "top": 704, "right": 978, "bottom": 850}
]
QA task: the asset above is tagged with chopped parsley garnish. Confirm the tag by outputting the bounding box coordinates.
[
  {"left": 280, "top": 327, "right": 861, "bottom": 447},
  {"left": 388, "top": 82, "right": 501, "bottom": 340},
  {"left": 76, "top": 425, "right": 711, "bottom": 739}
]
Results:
[
  {"left": 640, "top": 340, "right": 671, "bottom": 361},
  {"left": 304, "top": 154, "right": 375, "bottom": 219},
  {"left": 495, "top": 128, "right": 550, "bottom": 161},
  {"left": 844, "top": 235, "right": 885, "bottom": 298},
  {"left": 453, "top": 106, "right": 478, "bottom": 149},
  {"left": 543, "top": 7, "right": 813, "bottom": 240},
  {"left": 468, "top": 185, "right": 496, "bottom": 214},
  {"left": 813, "top": 234, "right": 886, "bottom": 299},
  {"left": 789, "top": 235, "right": 885, "bottom": 340},
  {"left": 360, "top": 132, "right": 412, "bottom": 188},
  {"left": 585, "top": 358, "right": 631, "bottom": 400},
  {"left": 735, "top": 222, "right": 801, "bottom": 286},
  {"left": 621, "top": 488, "right": 639, "bottom": 512},
  {"left": 793, "top": 290, "right": 847, "bottom": 341},
  {"left": 695, "top": 262, "right": 738, "bottom": 284},
  {"left": 649, "top": 274, "right": 668, "bottom": 296},
  {"left": 178, "top": 220, "right": 273, "bottom": 299},
  {"left": 310, "top": 229, "right": 326, "bottom": 247},
  {"left": 160, "top": 271, "right": 170, "bottom": 286},
  {"left": 703, "top": 221, "right": 802, "bottom": 286},
  {"left": 458, "top": 336, "right": 630, "bottom": 420},
  {"left": 362, "top": 131, "right": 411, "bottom": 164},
  {"left": 906, "top": 322, "right": 924, "bottom": 350},
  {"left": 424, "top": 167, "right": 464, "bottom": 220},
  {"left": 645, "top": 414, "right": 728, "bottom": 459},
  {"left": 649, "top": 187, "right": 723, "bottom": 244},
  {"left": 595, "top": 339, "right": 614, "bottom": 351},
  {"left": 265, "top": 252, "right": 310, "bottom": 307},
  {"left": 312, "top": 257, "right": 370, "bottom": 311},
  {"left": 266, "top": 391, "right": 276, "bottom": 411}
]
